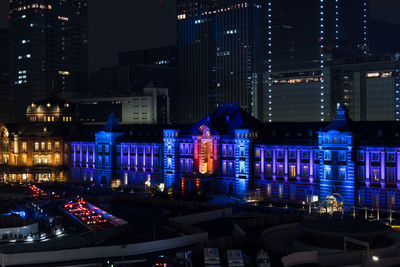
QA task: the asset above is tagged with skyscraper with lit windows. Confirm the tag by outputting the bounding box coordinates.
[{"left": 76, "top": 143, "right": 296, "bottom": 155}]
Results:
[
  {"left": 177, "top": 0, "right": 266, "bottom": 123},
  {"left": 266, "top": 0, "right": 400, "bottom": 123},
  {"left": 8, "top": 0, "right": 88, "bottom": 122}
]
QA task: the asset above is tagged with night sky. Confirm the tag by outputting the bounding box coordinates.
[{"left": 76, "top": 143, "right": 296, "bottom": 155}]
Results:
[{"left": 0, "top": 0, "right": 400, "bottom": 72}]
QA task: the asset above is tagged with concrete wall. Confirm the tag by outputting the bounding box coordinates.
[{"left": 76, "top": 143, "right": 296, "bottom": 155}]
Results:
[
  {"left": 0, "top": 232, "right": 208, "bottom": 266},
  {"left": 0, "top": 223, "right": 38, "bottom": 238}
]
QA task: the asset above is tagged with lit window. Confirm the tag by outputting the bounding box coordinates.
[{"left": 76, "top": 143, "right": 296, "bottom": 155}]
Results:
[
  {"left": 58, "top": 70, "right": 70, "bottom": 75},
  {"left": 290, "top": 165, "right": 296, "bottom": 177},
  {"left": 339, "top": 168, "right": 346, "bottom": 180},
  {"left": 372, "top": 169, "right": 380, "bottom": 182},
  {"left": 324, "top": 151, "right": 331, "bottom": 161},
  {"left": 47, "top": 142, "right": 52, "bottom": 150},
  {"left": 339, "top": 151, "right": 346, "bottom": 161},
  {"left": 22, "top": 154, "right": 27, "bottom": 164},
  {"left": 34, "top": 142, "right": 39, "bottom": 150},
  {"left": 324, "top": 167, "right": 331, "bottom": 180},
  {"left": 55, "top": 154, "right": 60, "bottom": 164},
  {"left": 21, "top": 142, "right": 27, "bottom": 151}
]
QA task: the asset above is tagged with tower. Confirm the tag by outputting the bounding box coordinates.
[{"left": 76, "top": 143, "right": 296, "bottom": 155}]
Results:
[
  {"left": 95, "top": 113, "right": 125, "bottom": 185},
  {"left": 8, "top": 0, "right": 88, "bottom": 121},
  {"left": 318, "top": 104, "right": 355, "bottom": 209},
  {"left": 177, "top": 0, "right": 266, "bottom": 123},
  {"left": 163, "top": 129, "right": 179, "bottom": 188},
  {"left": 234, "top": 129, "right": 255, "bottom": 197}
]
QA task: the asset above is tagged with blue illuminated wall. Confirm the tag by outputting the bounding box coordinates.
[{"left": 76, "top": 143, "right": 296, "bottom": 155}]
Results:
[
  {"left": 234, "top": 129, "right": 254, "bottom": 196},
  {"left": 66, "top": 106, "right": 400, "bottom": 211},
  {"left": 116, "top": 143, "right": 163, "bottom": 186},
  {"left": 318, "top": 129, "right": 355, "bottom": 208},
  {"left": 163, "top": 129, "right": 179, "bottom": 188},
  {"left": 94, "top": 131, "right": 124, "bottom": 185}
]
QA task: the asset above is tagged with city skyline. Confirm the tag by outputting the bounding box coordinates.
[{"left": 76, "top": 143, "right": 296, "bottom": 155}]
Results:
[
  {"left": 0, "top": 0, "right": 177, "bottom": 71},
  {"left": 2, "top": 0, "right": 400, "bottom": 72},
  {"left": 2, "top": 1, "right": 400, "bottom": 266}
]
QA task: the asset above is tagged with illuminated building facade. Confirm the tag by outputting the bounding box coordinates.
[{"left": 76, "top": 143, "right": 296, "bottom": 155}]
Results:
[
  {"left": 70, "top": 113, "right": 164, "bottom": 186},
  {"left": 0, "top": 95, "right": 382, "bottom": 209},
  {"left": 71, "top": 87, "right": 170, "bottom": 125},
  {"left": 9, "top": 0, "right": 88, "bottom": 122},
  {"left": 177, "top": 0, "right": 266, "bottom": 123},
  {"left": 0, "top": 95, "right": 78, "bottom": 183},
  {"left": 1, "top": 96, "right": 399, "bottom": 211}
]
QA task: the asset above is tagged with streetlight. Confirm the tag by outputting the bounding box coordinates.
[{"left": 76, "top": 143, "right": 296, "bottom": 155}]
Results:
[{"left": 372, "top": 255, "right": 384, "bottom": 266}]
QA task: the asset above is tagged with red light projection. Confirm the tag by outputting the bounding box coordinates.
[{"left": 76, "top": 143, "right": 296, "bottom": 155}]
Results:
[{"left": 193, "top": 125, "right": 218, "bottom": 175}]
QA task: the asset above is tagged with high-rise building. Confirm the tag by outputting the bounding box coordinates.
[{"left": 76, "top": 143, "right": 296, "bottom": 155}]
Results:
[
  {"left": 8, "top": 0, "right": 88, "bottom": 122},
  {"left": 89, "top": 46, "right": 177, "bottom": 121},
  {"left": 266, "top": 0, "right": 400, "bottom": 122},
  {"left": 267, "top": 55, "right": 400, "bottom": 122},
  {"left": 177, "top": 0, "right": 266, "bottom": 123},
  {"left": 0, "top": 28, "right": 14, "bottom": 123},
  {"left": 71, "top": 86, "right": 170, "bottom": 125},
  {"left": 119, "top": 45, "right": 177, "bottom": 68}
]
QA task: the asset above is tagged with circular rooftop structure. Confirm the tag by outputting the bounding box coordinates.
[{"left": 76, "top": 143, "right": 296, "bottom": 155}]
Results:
[
  {"left": 26, "top": 94, "right": 76, "bottom": 123},
  {"left": 296, "top": 217, "right": 392, "bottom": 250},
  {"left": 300, "top": 217, "right": 390, "bottom": 239}
]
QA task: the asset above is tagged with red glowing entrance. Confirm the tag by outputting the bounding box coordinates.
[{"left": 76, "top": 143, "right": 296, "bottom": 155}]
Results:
[{"left": 193, "top": 125, "right": 219, "bottom": 175}]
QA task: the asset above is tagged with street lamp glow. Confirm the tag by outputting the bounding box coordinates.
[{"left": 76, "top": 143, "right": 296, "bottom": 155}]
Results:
[{"left": 372, "top": 255, "right": 379, "bottom": 262}]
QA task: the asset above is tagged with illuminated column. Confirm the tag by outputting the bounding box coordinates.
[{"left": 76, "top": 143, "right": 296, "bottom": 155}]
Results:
[
  {"left": 213, "top": 138, "right": 218, "bottom": 161},
  {"left": 120, "top": 145, "right": 123, "bottom": 170},
  {"left": 143, "top": 145, "right": 146, "bottom": 171},
  {"left": 310, "top": 149, "right": 314, "bottom": 178},
  {"left": 261, "top": 147, "right": 265, "bottom": 176},
  {"left": 93, "top": 144, "right": 96, "bottom": 167},
  {"left": 79, "top": 145, "right": 82, "bottom": 167},
  {"left": 296, "top": 148, "right": 301, "bottom": 177},
  {"left": 73, "top": 144, "right": 76, "bottom": 167},
  {"left": 381, "top": 150, "right": 385, "bottom": 188},
  {"left": 284, "top": 148, "right": 288, "bottom": 177},
  {"left": 151, "top": 145, "right": 154, "bottom": 171},
  {"left": 272, "top": 148, "right": 277, "bottom": 175},
  {"left": 135, "top": 146, "right": 138, "bottom": 171},
  {"left": 86, "top": 145, "right": 89, "bottom": 168},
  {"left": 397, "top": 151, "right": 400, "bottom": 186},
  {"left": 365, "top": 150, "right": 370, "bottom": 182},
  {"left": 128, "top": 145, "right": 131, "bottom": 171},
  {"left": 193, "top": 138, "right": 199, "bottom": 168},
  {"left": 267, "top": 0, "right": 272, "bottom": 122}
]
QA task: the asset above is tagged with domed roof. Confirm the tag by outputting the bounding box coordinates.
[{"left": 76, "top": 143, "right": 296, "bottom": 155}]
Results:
[{"left": 27, "top": 94, "right": 72, "bottom": 114}]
